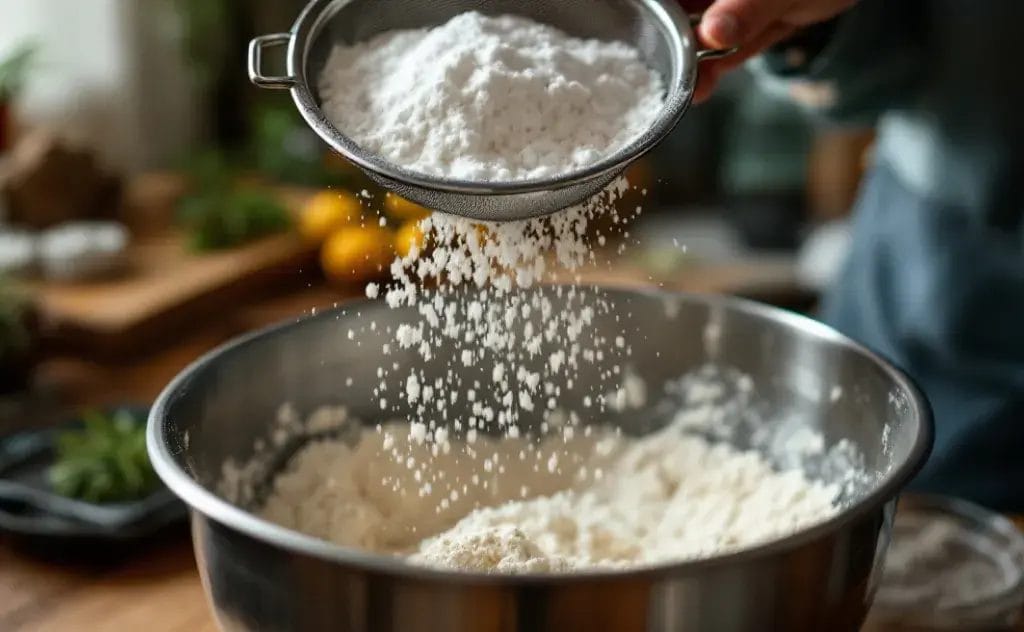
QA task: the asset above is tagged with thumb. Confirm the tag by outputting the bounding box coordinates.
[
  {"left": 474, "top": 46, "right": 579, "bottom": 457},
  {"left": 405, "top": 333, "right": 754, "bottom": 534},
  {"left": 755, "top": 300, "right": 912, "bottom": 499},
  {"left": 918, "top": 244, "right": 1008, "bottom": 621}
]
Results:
[{"left": 699, "top": 0, "right": 786, "bottom": 49}]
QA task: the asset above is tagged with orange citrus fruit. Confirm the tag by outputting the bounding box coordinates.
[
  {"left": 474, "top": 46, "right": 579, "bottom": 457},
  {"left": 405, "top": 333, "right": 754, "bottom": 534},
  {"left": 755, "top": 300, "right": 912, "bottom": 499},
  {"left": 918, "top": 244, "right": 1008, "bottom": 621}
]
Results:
[
  {"left": 384, "top": 193, "right": 431, "bottom": 222},
  {"left": 395, "top": 221, "right": 426, "bottom": 259},
  {"left": 320, "top": 225, "right": 394, "bottom": 283},
  {"left": 300, "top": 190, "right": 362, "bottom": 243}
]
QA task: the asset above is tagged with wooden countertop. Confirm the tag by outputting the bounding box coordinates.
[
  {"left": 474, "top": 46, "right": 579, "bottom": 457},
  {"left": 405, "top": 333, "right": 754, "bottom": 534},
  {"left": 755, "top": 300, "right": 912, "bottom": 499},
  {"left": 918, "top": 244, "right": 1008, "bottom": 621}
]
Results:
[
  {"left": 0, "top": 275, "right": 1018, "bottom": 631},
  {"left": 2, "top": 284, "right": 346, "bottom": 632},
  {"left": 0, "top": 539, "right": 213, "bottom": 632}
]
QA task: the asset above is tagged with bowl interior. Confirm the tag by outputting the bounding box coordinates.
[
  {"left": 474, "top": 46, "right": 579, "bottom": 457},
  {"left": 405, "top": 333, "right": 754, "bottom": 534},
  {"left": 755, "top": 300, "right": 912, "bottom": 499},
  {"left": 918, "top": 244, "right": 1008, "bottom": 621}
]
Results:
[{"left": 153, "top": 289, "right": 930, "bottom": 536}]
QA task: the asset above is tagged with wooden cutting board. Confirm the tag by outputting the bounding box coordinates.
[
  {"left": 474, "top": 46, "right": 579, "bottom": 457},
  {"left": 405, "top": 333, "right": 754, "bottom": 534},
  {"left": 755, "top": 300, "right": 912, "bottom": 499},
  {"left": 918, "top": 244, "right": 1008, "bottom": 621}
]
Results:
[{"left": 28, "top": 188, "right": 320, "bottom": 358}]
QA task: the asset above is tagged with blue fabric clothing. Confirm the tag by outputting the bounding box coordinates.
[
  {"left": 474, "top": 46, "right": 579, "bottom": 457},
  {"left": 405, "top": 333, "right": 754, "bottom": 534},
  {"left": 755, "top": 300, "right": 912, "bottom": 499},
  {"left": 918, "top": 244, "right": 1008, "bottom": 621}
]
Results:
[
  {"left": 822, "top": 167, "right": 1024, "bottom": 510},
  {"left": 752, "top": 1, "right": 1024, "bottom": 509}
]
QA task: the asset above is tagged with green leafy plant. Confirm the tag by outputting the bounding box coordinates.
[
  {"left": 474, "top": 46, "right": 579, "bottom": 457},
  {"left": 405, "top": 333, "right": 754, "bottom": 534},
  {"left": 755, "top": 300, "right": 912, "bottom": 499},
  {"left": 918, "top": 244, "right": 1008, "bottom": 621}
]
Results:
[
  {"left": 171, "top": 0, "right": 351, "bottom": 189},
  {"left": 0, "top": 277, "right": 30, "bottom": 362},
  {"left": 178, "top": 187, "right": 292, "bottom": 251},
  {"left": 50, "top": 410, "right": 157, "bottom": 503},
  {"left": 0, "top": 43, "right": 36, "bottom": 101},
  {"left": 173, "top": 0, "right": 231, "bottom": 90},
  {"left": 249, "top": 103, "right": 342, "bottom": 187},
  {"left": 177, "top": 148, "right": 292, "bottom": 252}
]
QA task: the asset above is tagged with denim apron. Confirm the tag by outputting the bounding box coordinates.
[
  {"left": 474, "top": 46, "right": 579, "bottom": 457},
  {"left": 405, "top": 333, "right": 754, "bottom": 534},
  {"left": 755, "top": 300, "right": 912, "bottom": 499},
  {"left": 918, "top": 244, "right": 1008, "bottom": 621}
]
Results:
[{"left": 752, "top": 1, "right": 1024, "bottom": 509}]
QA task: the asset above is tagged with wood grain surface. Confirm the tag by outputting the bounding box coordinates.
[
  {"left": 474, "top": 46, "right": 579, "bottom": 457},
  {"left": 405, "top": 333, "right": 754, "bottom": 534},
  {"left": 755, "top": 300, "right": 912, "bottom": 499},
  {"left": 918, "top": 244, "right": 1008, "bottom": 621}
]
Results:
[
  {"left": 2, "top": 286, "right": 344, "bottom": 632},
  {"left": 26, "top": 187, "right": 318, "bottom": 358}
]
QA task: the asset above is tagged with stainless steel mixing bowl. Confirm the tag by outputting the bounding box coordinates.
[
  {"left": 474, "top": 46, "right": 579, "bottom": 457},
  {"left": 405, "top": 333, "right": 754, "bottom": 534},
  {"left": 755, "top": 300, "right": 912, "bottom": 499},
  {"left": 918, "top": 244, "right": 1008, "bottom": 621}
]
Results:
[
  {"left": 149, "top": 289, "right": 932, "bottom": 631},
  {"left": 248, "top": 0, "right": 734, "bottom": 221}
]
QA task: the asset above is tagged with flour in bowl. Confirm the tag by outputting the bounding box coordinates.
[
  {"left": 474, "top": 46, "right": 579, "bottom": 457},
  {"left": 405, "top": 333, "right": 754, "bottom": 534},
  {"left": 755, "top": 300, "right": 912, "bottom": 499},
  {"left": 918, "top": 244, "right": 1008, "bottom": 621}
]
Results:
[
  {"left": 258, "top": 407, "right": 840, "bottom": 573},
  {"left": 319, "top": 11, "right": 666, "bottom": 181}
]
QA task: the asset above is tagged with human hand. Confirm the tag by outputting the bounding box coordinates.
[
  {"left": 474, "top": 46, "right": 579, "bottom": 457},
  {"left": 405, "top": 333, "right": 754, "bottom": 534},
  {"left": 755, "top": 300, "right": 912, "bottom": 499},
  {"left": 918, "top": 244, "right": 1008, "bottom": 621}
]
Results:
[{"left": 683, "top": 0, "right": 857, "bottom": 102}]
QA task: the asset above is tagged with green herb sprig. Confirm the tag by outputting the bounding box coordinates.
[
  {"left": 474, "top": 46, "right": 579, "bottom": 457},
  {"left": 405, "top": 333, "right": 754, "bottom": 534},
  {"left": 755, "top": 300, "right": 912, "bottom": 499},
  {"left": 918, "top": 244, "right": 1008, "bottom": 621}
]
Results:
[
  {"left": 0, "top": 43, "right": 37, "bottom": 101},
  {"left": 49, "top": 410, "right": 158, "bottom": 503},
  {"left": 176, "top": 149, "right": 292, "bottom": 252},
  {"left": 0, "top": 277, "right": 30, "bottom": 362}
]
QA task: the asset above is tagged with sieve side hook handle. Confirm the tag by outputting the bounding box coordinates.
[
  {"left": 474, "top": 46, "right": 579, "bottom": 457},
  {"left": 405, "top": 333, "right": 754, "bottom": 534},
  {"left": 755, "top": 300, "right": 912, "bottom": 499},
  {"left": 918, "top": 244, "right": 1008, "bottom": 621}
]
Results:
[
  {"left": 689, "top": 13, "right": 740, "bottom": 61},
  {"left": 248, "top": 33, "right": 297, "bottom": 89}
]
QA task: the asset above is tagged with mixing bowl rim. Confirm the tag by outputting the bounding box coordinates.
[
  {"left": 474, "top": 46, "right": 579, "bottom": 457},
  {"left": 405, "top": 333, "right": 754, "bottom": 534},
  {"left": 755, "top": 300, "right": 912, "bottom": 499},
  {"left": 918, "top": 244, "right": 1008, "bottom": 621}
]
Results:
[
  {"left": 148, "top": 288, "right": 933, "bottom": 584},
  {"left": 283, "top": 0, "right": 697, "bottom": 195}
]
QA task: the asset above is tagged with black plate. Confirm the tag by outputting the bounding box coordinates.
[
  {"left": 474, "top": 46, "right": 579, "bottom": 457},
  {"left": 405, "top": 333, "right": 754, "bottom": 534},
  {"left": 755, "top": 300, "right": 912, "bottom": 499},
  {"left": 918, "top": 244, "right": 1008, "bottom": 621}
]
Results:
[{"left": 0, "top": 405, "right": 188, "bottom": 546}]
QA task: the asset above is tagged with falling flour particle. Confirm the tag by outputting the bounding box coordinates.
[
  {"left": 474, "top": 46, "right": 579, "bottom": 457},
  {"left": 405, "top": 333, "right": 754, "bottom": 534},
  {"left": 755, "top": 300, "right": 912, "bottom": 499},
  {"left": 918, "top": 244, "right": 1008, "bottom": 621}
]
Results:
[
  {"left": 405, "top": 374, "right": 421, "bottom": 403},
  {"left": 409, "top": 422, "right": 427, "bottom": 444}
]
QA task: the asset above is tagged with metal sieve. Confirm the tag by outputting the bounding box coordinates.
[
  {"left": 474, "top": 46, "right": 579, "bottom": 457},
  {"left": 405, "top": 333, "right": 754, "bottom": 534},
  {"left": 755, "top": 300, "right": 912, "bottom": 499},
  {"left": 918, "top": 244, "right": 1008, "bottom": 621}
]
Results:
[{"left": 249, "top": 0, "right": 735, "bottom": 222}]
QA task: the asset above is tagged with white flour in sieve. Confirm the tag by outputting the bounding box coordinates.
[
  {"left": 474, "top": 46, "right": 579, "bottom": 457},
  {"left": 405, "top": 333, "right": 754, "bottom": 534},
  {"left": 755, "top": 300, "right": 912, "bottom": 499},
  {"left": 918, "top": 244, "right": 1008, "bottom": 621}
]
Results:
[{"left": 319, "top": 11, "right": 666, "bottom": 181}]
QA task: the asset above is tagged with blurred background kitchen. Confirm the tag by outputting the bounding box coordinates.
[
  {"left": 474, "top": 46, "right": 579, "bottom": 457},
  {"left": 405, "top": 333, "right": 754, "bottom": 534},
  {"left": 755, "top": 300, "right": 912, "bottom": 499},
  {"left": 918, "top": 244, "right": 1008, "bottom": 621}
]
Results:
[
  {"left": 0, "top": 2, "right": 876, "bottom": 630},
  {"left": 0, "top": 0, "right": 873, "bottom": 404}
]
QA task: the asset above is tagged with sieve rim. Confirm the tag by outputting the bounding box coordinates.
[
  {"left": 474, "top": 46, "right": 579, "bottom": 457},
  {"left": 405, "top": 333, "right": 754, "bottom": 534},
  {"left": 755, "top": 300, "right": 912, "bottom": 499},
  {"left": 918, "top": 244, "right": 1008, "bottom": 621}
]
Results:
[{"left": 282, "top": 0, "right": 699, "bottom": 197}]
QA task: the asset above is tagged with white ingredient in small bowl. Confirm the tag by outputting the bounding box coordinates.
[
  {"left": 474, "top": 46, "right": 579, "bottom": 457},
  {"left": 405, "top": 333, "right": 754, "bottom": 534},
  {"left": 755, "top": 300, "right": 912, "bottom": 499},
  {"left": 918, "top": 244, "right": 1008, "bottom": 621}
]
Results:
[
  {"left": 38, "top": 221, "right": 128, "bottom": 281},
  {"left": 0, "top": 230, "right": 37, "bottom": 276}
]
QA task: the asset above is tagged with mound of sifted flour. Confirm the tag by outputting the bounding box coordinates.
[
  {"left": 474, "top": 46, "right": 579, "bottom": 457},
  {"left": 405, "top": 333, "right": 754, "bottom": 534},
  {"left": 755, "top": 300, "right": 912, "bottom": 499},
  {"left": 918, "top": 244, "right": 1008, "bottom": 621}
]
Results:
[
  {"left": 412, "top": 430, "right": 839, "bottom": 572},
  {"left": 258, "top": 408, "right": 840, "bottom": 573},
  {"left": 319, "top": 11, "right": 665, "bottom": 181}
]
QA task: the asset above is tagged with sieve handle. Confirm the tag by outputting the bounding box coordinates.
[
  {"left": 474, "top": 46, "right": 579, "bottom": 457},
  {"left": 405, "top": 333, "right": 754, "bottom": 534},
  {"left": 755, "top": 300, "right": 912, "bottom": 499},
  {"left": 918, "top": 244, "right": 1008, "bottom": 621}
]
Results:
[
  {"left": 248, "top": 33, "right": 296, "bottom": 89},
  {"left": 689, "top": 13, "right": 740, "bottom": 61}
]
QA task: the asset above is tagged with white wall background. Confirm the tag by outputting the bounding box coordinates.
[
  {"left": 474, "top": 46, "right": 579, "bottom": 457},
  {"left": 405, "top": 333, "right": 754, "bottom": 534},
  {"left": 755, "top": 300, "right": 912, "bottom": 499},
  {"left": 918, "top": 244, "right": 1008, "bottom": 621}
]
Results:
[{"left": 0, "top": 0, "right": 202, "bottom": 172}]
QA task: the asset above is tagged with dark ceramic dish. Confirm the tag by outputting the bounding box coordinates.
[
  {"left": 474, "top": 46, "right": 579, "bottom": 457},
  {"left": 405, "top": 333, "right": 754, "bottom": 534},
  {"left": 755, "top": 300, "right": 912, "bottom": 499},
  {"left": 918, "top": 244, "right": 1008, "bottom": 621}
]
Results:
[{"left": 0, "top": 405, "right": 187, "bottom": 548}]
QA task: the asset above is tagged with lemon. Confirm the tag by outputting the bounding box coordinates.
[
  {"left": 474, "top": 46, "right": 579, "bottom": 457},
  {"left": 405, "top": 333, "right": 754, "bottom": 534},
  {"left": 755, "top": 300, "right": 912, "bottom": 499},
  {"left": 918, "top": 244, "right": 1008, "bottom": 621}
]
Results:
[
  {"left": 300, "top": 190, "right": 362, "bottom": 243},
  {"left": 320, "top": 225, "right": 394, "bottom": 283},
  {"left": 395, "top": 221, "right": 426, "bottom": 259},
  {"left": 384, "top": 193, "right": 431, "bottom": 222}
]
